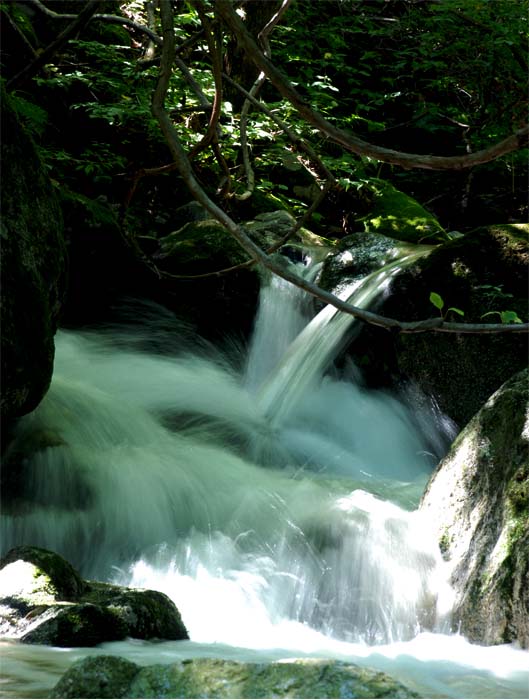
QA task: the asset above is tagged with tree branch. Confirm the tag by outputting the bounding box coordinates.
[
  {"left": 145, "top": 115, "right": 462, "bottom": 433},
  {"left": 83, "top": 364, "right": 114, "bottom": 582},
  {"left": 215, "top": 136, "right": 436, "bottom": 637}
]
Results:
[
  {"left": 214, "top": 0, "right": 528, "bottom": 171},
  {"left": 152, "top": 1, "right": 527, "bottom": 335},
  {"left": 27, "top": 0, "right": 163, "bottom": 46},
  {"left": 7, "top": 1, "right": 103, "bottom": 92}
]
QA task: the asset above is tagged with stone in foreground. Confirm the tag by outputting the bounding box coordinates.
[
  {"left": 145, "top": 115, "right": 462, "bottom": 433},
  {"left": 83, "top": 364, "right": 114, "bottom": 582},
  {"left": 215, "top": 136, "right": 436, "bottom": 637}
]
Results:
[
  {"left": 0, "top": 546, "right": 188, "bottom": 646},
  {"left": 52, "top": 655, "right": 420, "bottom": 698}
]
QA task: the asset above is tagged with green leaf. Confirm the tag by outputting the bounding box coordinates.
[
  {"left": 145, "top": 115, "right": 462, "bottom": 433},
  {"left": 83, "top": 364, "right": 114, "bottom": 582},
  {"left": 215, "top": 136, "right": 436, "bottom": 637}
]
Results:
[
  {"left": 429, "top": 292, "right": 444, "bottom": 311},
  {"left": 447, "top": 307, "right": 465, "bottom": 317},
  {"left": 500, "top": 310, "right": 523, "bottom": 324},
  {"left": 482, "top": 310, "right": 523, "bottom": 324}
]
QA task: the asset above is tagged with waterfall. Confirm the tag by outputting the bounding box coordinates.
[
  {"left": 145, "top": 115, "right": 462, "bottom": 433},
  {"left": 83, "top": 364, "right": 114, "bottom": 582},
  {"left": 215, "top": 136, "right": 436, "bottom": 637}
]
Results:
[
  {"left": 1, "top": 252, "right": 453, "bottom": 648},
  {"left": 2, "top": 256, "right": 528, "bottom": 699},
  {"left": 256, "top": 252, "right": 425, "bottom": 423}
]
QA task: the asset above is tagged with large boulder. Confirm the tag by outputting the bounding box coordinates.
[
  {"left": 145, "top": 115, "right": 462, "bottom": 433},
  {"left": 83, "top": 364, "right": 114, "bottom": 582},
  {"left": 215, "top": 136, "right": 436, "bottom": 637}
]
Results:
[
  {"left": 52, "top": 655, "right": 420, "bottom": 699},
  {"left": 0, "top": 546, "right": 188, "bottom": 646},
  {"left": 0, "top": 86, "right": 66, "bottom": 420},
  {"left": 420, "top": 369, "right": 529, "bottom": 648},
  {"left": 337, "top": 224, "right": 528, "bottom": 425}
]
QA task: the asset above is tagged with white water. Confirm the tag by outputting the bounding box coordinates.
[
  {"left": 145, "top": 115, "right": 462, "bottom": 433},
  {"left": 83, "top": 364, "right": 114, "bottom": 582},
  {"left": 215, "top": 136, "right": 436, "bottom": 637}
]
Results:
[{"left": 1, "top": 265, "right": 528, "bottom": 698}]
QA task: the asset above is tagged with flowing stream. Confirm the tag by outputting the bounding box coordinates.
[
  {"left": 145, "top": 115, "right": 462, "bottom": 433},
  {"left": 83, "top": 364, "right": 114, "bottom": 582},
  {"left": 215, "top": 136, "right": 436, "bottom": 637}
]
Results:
[{"left": 1, "top": 258, "right": 528, "bottom": 698}]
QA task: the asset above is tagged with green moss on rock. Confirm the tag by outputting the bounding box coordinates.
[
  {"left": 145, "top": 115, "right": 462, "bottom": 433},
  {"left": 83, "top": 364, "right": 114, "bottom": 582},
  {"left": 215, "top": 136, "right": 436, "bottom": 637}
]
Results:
[
  {"left": 0, "top": 547, "right": 188, "bottom": 647},
  {"left": 420, "top": 369, "right": 529, "bottom": 648},
  {"left": 52, "top": 656, "right": 420, "bottom": 699},
  {"left": 362, "top": 180, "right": 447, "bottom": 244},
  {"left": 52, "top": 656, "right": 140, "bottom": 699}
]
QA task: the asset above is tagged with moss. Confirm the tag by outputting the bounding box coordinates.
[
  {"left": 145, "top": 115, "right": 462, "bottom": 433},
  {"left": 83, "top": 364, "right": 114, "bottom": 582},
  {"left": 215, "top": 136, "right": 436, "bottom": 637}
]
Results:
[
  {"left": 0, "top": 546, "right": 86, "bottom": 600},
  {"left": 52, "top": 656, "right": 140, "bottom": 699},
  {"left": 506, "top": 465, "right": 529, "bottom": 514},
  {"left": 353, "top": 227, "right": 528, "bottom": 424},
  {"left": 158, "top": 219, "right": 247, "bottom": 274},
  {"left": 362, "top": 180, "right": 447, "bottom": 244},
  {"left": 1, "top": 548, "right": 188, "bottom": 646}
]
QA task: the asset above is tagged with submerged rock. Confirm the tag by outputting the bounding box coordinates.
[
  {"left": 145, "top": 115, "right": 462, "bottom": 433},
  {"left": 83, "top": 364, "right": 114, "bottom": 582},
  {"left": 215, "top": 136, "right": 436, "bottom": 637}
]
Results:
[
  {"left": 0, "top": 546, "right": 188, "bottom": 646},
  {"left": 52, "top": 655, "right": 420, "bottom": 699},
  {"left": 420, "top": 369, "right": 529, "bottom": 647}
]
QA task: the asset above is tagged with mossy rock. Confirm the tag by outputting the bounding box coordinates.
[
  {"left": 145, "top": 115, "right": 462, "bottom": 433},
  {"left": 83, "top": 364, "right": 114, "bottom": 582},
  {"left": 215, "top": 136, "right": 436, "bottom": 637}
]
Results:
[
  {"left": 52, "top": 656, "right": 420, "bottom": 699},
  {"left": 0, "top": 85, "right": 66, "bottom": 420},
  {"left": 0, "top": 545, "right": 86, "bottom": 600},
  {"left": 362, "top": 180, "right": 447, "bottom": 244},
  {"left": 0, "top": 547, "right": 188, "bottom": 647},
  {"left": 52, "top": 656, "right": 140, "bottom": 699},
  {"left": 157, "top": 219, "right": 248, "bottom": 274},
  {"left": 421, "top": 369, "right": 529, "bottom": 647}
]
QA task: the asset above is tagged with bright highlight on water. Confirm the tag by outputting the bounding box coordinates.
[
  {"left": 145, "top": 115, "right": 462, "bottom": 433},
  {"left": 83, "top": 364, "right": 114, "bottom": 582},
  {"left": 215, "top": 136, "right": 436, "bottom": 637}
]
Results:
[{"left": 1, "top": 258, "right": 527, "bottom": 698}]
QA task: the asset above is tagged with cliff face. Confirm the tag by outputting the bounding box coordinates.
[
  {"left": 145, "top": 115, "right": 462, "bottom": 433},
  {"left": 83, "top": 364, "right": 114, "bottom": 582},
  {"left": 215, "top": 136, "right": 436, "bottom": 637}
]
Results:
[{"left": 420, "top": 369, "right": 529, "bottom": 648}]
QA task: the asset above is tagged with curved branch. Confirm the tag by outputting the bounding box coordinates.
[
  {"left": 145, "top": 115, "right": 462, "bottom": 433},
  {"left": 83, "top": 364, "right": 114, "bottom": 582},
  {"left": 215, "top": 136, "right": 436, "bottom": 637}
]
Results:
[
  {"left": 214, "top": 0, "right": 529, "bottom": 171},
  {"left": 152, "top": 2, "right": 527, "bottom": 335},
  {"left": 27, "top": 0, "right": 163, "bottom": 46}
]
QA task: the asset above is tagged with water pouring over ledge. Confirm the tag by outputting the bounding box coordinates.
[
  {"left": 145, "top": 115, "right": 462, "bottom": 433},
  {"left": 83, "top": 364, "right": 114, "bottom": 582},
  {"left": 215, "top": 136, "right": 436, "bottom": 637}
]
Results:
[{"left": 1, "top": 252, "right": 527, "bottom": 698}]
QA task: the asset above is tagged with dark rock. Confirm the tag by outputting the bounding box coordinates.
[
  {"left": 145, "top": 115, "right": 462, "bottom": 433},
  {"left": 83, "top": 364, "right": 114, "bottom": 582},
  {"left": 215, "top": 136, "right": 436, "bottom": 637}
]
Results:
[
  {"left": 52, "top": 656, "right": 421, "bottom": 699},
  {"left": 0, "top": 85, "right": 66, "bottom": 420},
  {"left": 0, "top": 547, "right": 188, "bottom": 647},
  {"left": 341, "top": 224, "right": 528, "bottom": 424},
  {"left": 420, "top": 369, "right": 529, "bottom": 647}
]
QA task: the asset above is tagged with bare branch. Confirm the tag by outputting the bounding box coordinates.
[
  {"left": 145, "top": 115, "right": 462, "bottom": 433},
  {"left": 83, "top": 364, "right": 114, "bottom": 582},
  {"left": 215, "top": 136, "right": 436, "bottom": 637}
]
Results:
[
  {"left": 152, "top": 1, "right": 527, "bottom": 335},
  {"left": 214, "top": 0, "right": 529, "bottom": 171}
]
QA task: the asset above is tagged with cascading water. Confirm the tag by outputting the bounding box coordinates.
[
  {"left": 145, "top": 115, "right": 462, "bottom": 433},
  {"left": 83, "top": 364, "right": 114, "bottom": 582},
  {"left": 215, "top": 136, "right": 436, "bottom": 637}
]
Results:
[{"left": 1, "top": 257, "right": 528, "bottom": 699}]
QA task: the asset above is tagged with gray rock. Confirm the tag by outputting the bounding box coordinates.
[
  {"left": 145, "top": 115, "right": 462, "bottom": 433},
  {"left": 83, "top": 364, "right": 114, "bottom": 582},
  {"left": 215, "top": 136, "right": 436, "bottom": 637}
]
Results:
[
  {"left": 0, "top": 547, "right": 188, "bottom": 647},
  {"left": 52, "top": 656, "right": 420, "bottom": 699},
  {"left": 420, "top": 369, "right": 529, "bottom": 647}
]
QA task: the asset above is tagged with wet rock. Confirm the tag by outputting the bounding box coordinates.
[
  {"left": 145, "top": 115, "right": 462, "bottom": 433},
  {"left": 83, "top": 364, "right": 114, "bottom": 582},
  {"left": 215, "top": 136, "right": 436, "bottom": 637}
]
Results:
[
  {"left": 0, "top": 547, "right": 188, "bottom": 647},
  {"left": 420, "top": 369, "right": 529, "bottom": 647},
  {"left": 52, "top": 655, "right": 420, "bottom": 699},
  {"left": 52, "top": 656, "right": 140, "bottom": 699},
  {"left": 318, "top": 231, "right": 404, "bottom": 293}
]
